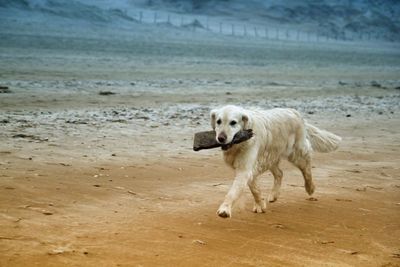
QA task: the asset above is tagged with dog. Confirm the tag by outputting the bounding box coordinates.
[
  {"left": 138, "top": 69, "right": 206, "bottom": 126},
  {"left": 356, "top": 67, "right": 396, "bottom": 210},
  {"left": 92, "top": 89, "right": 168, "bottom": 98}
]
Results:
[{"left": 210, "top": 105, "right": 341, "bottom": 218}]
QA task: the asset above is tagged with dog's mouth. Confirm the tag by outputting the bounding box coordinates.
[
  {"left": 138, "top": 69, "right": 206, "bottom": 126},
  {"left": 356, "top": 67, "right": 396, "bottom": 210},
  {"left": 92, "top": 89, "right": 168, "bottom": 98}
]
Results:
[
  {"left": 221, "top": 143, "right": 233, "bottom": 151},
  {"left": 217, "top": 129, "right": 254, "bottom": 151}
]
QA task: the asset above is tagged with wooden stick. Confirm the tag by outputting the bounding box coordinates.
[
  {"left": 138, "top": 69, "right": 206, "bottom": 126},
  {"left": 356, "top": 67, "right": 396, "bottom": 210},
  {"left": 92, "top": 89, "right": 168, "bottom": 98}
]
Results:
[{"left": 193, "top": 129, "right": 253, "bottom": 151}]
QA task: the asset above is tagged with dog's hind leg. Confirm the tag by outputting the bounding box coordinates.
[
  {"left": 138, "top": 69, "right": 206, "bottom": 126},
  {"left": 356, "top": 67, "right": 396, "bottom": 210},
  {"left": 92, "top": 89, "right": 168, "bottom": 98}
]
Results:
[
  {"left": 248, "top": 175, "right": 266, "bottom": 213},
  {"left": 268, "top": 163, "right": 283, "bottom": 202},
  {"left": 289, "top": 152, "right": 315, "bottom": 195}
]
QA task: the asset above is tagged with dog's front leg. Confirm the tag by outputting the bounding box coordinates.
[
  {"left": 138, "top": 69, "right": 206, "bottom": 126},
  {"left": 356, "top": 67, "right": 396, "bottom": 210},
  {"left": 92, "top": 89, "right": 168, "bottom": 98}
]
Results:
[{"left": 217, "top": 170, "right": 252, "bottom": 218}]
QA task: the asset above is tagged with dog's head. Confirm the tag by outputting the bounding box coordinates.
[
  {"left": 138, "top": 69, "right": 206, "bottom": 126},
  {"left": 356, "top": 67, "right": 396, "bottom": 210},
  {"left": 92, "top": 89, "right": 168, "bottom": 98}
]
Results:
[{"left": 210, "top": 105, "right": 252, "bottom": 145}]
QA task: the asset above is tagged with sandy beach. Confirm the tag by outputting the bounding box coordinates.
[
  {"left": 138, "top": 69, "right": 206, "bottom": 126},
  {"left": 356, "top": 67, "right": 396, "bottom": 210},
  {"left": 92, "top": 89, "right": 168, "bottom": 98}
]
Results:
[{"left": 1, "top": 4, "right": 400, "bottom": 265}]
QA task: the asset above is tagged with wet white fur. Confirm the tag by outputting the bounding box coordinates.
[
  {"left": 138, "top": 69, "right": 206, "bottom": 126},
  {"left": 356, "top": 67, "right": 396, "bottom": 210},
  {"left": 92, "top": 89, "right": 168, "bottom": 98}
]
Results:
[{"left": 210, "top": 105, "right": 341, "bottom": 218}]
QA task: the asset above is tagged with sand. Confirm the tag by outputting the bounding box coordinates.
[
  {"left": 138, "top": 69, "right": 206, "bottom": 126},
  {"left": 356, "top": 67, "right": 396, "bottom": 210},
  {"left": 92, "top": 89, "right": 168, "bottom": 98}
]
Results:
[{"left": 1, "top": 26, "right": 400, "bottom": 266}]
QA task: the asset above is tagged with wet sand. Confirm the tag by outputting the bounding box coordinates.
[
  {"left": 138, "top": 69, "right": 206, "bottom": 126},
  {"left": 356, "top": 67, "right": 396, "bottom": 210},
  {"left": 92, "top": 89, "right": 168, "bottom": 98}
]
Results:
[{"left": 1, "top": 31, "right": 400, "bottom": 266}]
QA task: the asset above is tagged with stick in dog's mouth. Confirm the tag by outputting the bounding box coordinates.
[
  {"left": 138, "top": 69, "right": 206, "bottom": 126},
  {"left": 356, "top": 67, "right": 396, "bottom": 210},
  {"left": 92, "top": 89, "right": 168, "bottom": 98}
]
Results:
[{"left": 193, "top": 129, "right": 253, "bottom": 151}]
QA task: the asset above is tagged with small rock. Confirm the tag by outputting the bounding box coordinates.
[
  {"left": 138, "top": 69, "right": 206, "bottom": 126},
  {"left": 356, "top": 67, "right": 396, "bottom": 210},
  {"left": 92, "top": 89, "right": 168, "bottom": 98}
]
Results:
[
  {"left": 48, "top": 248, "right": 67, "bottom": 255},
  {"left": 111, "top": 153, "right": 116, "bottom": 156},
  {"left": 99, "top": 91, "right": 116, "bottom": 96},
  {"left": 346, "top": 114, "right": 351, "bottom": 117},
  {"left": 370, "top": 81, "right": 381, "bottom": 88},
  {"left": 42, "top": 211, "right": 53, "bottom": 215},
  {"left": 271, "top": 223, "right": 285, "bottom": 229},
  {"left": 0, "top": 86, "right": 12, "bottom": 93},
  {"left": 12, "top": 134, "right": 48, "bottom": 142},
  {"left": 193, "top": 239, "right": 206, "bottom": 245},
  {"left": 320, "top": 241, "right": 335, "bottom": 245},
  {"left": 307, "top": 197, "right": 318, "bottom": 201}
]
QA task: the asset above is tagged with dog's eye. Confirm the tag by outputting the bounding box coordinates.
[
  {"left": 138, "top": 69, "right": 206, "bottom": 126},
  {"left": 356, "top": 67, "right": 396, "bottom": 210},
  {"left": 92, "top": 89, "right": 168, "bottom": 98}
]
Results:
[
  {"left": 216, "top": 119, "right": 222, "bottom": 125},
  {"left": 230, "top": 121, "right": 237, "bottom": 126}
]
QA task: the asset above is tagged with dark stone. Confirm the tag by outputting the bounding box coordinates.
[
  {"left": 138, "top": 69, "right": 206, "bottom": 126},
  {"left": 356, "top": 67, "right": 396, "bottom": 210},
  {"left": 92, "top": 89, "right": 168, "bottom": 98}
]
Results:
[
  {"left": 370, "top": 81, "right": 381, "bottom": 88},
  {"left": 0, "top": 86, "right": 11, "bottom": 93},
  {"left": 99, "top": 91, "right": 116, "bottom": 95}
]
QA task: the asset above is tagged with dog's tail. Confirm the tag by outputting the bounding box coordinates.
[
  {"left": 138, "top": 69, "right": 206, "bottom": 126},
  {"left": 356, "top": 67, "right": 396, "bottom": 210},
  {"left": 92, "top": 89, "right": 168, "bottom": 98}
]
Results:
[{"left": 305, "top": 123, "right": 341, "bottom": 153}]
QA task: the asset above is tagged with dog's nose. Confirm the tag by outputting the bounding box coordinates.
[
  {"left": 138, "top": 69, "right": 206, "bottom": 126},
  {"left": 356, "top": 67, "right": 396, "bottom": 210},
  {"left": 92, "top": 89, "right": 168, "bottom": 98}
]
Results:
[{"left": 217, "top": 133, "right": 227, "bottom": 143}]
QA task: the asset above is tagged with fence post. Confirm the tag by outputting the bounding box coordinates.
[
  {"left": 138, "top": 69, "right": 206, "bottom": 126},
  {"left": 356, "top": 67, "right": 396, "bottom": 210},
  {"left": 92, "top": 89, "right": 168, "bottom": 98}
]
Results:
[
  {"left": 206, "top": 16, "right": 209, "bottom": 30},
  {"left": 139, "top": 11, "right": 143, "bottom": 23},
  {"left": 254, "top": 27, "right": 258, "bottom": 37},
  {"left": 153, "top": 12, "right": 157, "bottom": 24},
  {"left": 231, "top": 24, "right": 234, "bottom": 36},
  {"left": 180, "top": 16, "right": 184, "bottom": 27},
  {"left": 265, "top": 27, "right": 268, "bottom": 39},
  {"left": 219, "top": 22, "right": 222, "bottom": 34},
  {"left": 244, "top": 25, "right": 247, "bottom": 36},
  {"left": 167, "top": 14, "right": 170, "bottom": 24}
]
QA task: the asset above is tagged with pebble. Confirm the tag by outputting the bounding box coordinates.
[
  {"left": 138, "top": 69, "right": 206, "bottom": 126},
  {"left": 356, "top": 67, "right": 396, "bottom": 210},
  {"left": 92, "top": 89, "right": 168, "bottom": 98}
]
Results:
[
  {"left": 42, "top": 211, "right": 53, "bottom": 215},
  {"left": 192, "top": 239, "right": 206, "bottom": 245}
]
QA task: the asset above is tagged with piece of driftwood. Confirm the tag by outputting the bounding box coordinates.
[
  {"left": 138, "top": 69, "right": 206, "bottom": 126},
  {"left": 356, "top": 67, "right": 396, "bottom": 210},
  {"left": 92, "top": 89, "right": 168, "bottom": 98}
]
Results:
[{"left": 193, "top": 129, "right": 253, "bottom": 151}]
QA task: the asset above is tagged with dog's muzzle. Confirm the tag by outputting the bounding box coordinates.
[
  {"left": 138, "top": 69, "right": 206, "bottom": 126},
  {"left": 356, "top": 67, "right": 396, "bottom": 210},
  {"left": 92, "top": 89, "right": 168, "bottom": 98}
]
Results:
[{"left": 217, "top": 132, "right": 227, "bottom": 144}]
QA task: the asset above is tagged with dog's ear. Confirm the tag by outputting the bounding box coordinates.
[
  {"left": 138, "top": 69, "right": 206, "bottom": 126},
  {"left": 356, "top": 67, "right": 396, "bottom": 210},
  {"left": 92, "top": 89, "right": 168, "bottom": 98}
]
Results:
[
  {"left": 242, "top": 112, "right": 252, "bottom": 129},
  {"left": 210, "top": 109, "right": 217, "bottom": 130}
]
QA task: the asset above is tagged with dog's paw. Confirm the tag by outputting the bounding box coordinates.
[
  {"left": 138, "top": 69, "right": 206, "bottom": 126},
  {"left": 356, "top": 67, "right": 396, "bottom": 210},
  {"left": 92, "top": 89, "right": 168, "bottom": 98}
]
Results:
[
  {"left": 268, "top": 192, "right": 279, "bottom": 203},
  {"left": 305, "top": 182, "right": 315, "bottom": 195},
  {"left": 253, "top": 200, "right": 266, "bottom": 213},
  {"left": 217, "top": 204, "right": 231, "bottom": 218}
]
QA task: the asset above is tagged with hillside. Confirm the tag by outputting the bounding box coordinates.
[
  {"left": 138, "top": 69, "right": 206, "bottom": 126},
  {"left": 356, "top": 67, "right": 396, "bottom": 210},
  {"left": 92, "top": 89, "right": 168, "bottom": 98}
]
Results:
[{"left": 0, "top": 0, "right": 399, "bottom": 42}]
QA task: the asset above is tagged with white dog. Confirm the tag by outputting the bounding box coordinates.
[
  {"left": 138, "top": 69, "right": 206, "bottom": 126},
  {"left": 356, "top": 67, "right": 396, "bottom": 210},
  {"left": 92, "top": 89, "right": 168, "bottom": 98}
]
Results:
[{"left": 210, "top": 105, "right": 341, "bottom": 218}]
